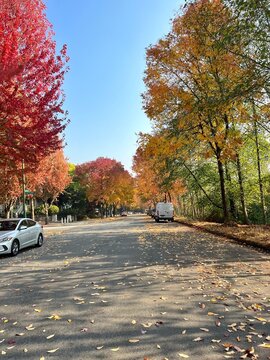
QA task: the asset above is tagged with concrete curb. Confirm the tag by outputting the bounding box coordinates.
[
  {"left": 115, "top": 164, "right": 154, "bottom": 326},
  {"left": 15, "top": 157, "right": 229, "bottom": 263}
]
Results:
[{"left": 175, "top": 219, "right": 270, "bottom": 253}]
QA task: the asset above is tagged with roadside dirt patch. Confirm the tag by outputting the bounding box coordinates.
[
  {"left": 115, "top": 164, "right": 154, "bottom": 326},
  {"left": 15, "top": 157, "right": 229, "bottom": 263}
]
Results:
[{"left": 175, "top": 218, "right": 270, "bottom": 251}]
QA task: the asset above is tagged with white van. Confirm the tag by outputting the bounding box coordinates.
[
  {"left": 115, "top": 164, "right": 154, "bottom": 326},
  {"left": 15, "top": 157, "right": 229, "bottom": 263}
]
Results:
[{"left": 154, "top": 202, "right": 174, "bottom": 222}]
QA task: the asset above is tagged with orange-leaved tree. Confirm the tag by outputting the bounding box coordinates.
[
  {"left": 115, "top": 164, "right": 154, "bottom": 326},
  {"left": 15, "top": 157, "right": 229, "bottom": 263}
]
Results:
[
  {"left": 76, "top": 157, "right": 134, "bottom": 217},
  {"left": 27, "top": 149, "right": 71, "bottom": 223},
  {"left": 133, "top": 132, "right": 185, "bottom": 207},
  {"left": 143, "top": 0, "right": 264, "bottom": 222}
]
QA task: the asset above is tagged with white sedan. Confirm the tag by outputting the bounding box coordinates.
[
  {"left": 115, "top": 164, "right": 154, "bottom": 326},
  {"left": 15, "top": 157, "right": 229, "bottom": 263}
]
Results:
[{"left": 0, "top": 218, "right": 44, "bottom": 256}]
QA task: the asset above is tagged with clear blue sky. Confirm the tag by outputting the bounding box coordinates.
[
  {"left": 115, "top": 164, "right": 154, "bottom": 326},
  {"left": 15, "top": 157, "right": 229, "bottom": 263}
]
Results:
[{"left": 45, "top": 0, "right": 183, "bottom": 171}]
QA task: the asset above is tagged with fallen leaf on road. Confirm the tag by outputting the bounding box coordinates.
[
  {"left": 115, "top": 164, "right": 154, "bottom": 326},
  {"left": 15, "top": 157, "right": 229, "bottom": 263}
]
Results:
[
  {"left": 110, "top": 347, "right": 119, "bottom": 351},
  {"left": 179, "top": 353, "right": 189, "bottom": 358},
  {"left": 47, "top": 348, "right": 59, "bottom": 353},
  {"left": 96, "top": 346, "right": 103, "bottom": 350},
  {"left": 48, "top": 314, "right": 61, "bottom": 320},
  {"left": 26, "top": 324, "right": 35, "bottom": 330},
  {"left": 193, "top": 337, "right": 203, "bottom": 342},
  {"left": 255, "top": 317, "right": 267, "bottom": 322},
  {"left": 129, "top": 339, "right": 140, "bottom": 343},
  {"left": 141, "top": 323, "right": 152, "bottom": 328},
  {"left": 46, "top": 334, "right": 55, "bottom": 339},
  {"left": 7, "top": 339, "right": 16, "bottom": 345},
  {"left": 80, "top": 328, "right": 88, "bottom": 332}
]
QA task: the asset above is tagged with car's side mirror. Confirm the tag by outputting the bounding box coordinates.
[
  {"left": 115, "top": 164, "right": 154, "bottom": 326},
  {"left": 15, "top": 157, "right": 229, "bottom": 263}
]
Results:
[{"left": 19, "top": 225, "right": 27, "bottom": 231}]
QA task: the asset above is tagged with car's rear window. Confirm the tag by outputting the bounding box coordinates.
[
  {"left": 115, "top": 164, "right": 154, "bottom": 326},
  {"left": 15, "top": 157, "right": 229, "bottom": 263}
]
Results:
[{"left": 0, "top": 220, "right": 19, "bottom": 231}]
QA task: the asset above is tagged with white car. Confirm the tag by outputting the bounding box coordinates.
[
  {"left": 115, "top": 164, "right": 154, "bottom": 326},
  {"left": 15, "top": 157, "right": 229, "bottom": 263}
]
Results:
[{"left": 0, "top": 218, "right": 44, "bottom": 256}]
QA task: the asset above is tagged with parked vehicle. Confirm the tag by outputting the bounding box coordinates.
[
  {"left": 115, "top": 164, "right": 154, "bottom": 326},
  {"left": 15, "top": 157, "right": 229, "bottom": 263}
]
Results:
[
  {"left": 154, "top": 202, "right": 174, "bottom": 222},
  {"left": 0, "top": 218, "right": 44, "bottom": 256}
]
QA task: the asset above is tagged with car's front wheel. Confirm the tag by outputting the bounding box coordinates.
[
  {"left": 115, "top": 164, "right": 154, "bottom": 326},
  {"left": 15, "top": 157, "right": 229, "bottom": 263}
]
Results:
[
  {"left": 11, "top": 239, "right": 19, "bottom": 256},
  {"left": 36, "top": 234, "right": 43, "bottom": 247}
]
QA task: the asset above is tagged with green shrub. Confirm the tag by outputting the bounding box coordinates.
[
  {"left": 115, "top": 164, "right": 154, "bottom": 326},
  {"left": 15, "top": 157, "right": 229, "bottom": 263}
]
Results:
[{"left": 49, "top": 205, "right": 59, "bottom": 215}]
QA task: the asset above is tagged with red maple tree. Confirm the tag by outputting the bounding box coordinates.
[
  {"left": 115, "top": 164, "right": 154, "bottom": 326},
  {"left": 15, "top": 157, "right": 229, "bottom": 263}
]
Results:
[
  {"left": 0, "top": 0, "right": 69, "bottom": 168},
  {"left": 76, "top": 157, "right": 134, "bottom": 217}
]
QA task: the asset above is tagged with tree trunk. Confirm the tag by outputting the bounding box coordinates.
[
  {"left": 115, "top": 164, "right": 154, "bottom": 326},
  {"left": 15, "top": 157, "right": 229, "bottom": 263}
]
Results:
[
  {"left": 100, "top": 204, "right": 103, "bottom": 218},
  {"left": 217, "top": 155, "right": 229, "bottom": 222},
  {"left": 5, "top": 209, "right": 11, "bottom": 219},
  {"left": 44, "top": 202, "right": 49, "bottom": 224},
  {"left": 253, "top": 115, "right": 266, "bottom": 224},
  {"left": 236, "top": 154, "right": 249, "bottom": 224},
  {"left": 225, "top": 162, "right": 237, "bottom": 220},
  {"left": 31, "top": 197, "right": 35, "bottom": 220}
]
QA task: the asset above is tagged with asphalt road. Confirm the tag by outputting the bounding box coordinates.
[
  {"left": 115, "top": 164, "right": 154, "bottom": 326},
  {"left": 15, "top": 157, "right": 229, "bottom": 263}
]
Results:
[{"left": 0, "top": 215, "right": 269, "bottom": 360}]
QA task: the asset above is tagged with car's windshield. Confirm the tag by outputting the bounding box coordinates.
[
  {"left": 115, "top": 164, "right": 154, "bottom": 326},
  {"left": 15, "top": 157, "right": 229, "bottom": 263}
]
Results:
[{"left": 0, "top": 220, "right": 19, "bottom": 231}]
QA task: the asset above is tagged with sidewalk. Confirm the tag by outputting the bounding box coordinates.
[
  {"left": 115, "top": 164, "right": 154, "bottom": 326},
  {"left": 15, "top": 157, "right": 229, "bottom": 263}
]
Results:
[{"left": 42, "top": 216, "right": 122, "bottom": 234}]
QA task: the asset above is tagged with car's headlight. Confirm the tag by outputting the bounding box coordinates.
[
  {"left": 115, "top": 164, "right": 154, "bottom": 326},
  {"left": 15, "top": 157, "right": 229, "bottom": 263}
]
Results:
[{"left": 0, "top": 236, "right": 13, "bottom": 243}]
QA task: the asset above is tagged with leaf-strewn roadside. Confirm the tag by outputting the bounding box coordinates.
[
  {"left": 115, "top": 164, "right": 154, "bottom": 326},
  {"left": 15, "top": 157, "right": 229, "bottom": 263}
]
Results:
[{"left": 175, "top": 217, "right": 270, "bottom": 252}]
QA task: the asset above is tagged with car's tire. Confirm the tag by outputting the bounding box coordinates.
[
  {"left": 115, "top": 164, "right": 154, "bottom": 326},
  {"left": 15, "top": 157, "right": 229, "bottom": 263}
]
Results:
[
  {"left": 11, "top": 239, "right": 19, "bottom": 256},
  {"left": 155, "top": 218, "right": 159, "bottom": 223},
  {"left": 171, "top": 218, "right": 174, "bottom": 222},
  {"left": 36, "top": 234, "right": 43, "bottom": 247}
]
